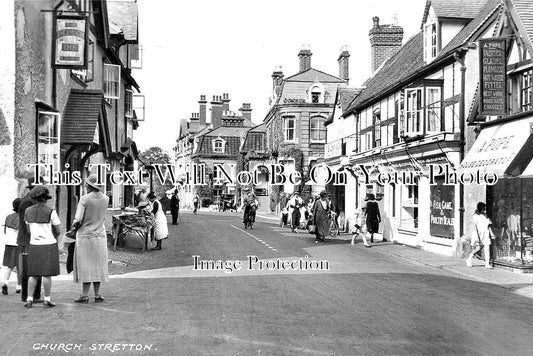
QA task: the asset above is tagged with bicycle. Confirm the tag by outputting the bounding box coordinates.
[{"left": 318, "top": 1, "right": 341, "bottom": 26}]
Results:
[{"left": 243, "top": 205, "right": 257, "bottom": 229}]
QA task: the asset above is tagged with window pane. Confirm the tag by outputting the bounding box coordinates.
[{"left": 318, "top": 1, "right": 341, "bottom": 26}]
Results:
[{"left": 426, "top": 88, "right": 441, "bottom": 132}]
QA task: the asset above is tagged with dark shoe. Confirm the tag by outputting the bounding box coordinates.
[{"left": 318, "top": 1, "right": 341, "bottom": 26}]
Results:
[
  {"left": 2, "top": 285, "right": 7, "bottom": 295},
  {"left": 365, "top": 244, "right": 372, "bottom": 248},
  {"left": 94, "top": 295, "right": 104, "bottom": 303},
  {"left": 151, "top": 245, "right": 161, "bottom": 251},
  {"left": 24, "top": 300, "right": 33, "bottom": 308},
  {"left": 74, "top": 296, "right": 89, "bottom": 304},
  {"left": 16, "top": 288, "right": 21, "bottom": 294},
  {"left": 43, "top": 300, "right": 56, "bottom": 308}
]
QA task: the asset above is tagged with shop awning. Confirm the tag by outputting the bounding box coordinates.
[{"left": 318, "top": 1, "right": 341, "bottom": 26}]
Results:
[
  {"left": 459, "top": 119, "right": 533, "bottom": 177},
  {"left": 61, "top": 89, "right": 111, "bottom": 154}
]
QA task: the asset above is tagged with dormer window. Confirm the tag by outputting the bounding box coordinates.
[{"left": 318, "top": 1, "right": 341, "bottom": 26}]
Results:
[
  {"left": 423, "top": 11, "right": 439, "bottom": 63},
  {"left": 212, "top": 137, "right": 226, "bottom": 153},
  {"left": 308, "top": 83, "right": 324, "bottom": 104}
]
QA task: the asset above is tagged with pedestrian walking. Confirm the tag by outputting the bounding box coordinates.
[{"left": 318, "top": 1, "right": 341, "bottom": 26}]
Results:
[
  {"left": 148, "top": 193, "right": 168, "bottom": 250},
  {"left": 170, "top": 189, "right": 180, "bottom": 225},
  {"left": 72, "top": 174, "right": 110, "bottom": 304},
  {"left": 192, "top": 193, "right": 200, "bottom": 214},
  {"left": 466, "top": 202, "right": 494, "bottom": 269},
  {"left": 2, "top": 198, "right": 22, "bottom": 295},
  {"left": 364, "top": 194, "right": 381, "bottom": 243},
  {"left": 23, "top": 186, "right": 61, "bottom": 308},
  {"left": 312, "top": 190, "right": 331, "bottom": 241},
  {"left": 287, "top": 192, "right": 303, "bottom": 233},
  {"left": 350, "top": 207, "right": 371, "bottom": 247},
  {"left": 17, "top": 178, "right": 42, "bottom": 302}
]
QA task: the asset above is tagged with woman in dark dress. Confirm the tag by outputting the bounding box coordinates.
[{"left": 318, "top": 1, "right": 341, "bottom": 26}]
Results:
[
  {"left": 313, "top": 191, "right": 331, "bottom": 242},
  {"left": 365, "top": 194, "right": 381, "bottom": 243}
]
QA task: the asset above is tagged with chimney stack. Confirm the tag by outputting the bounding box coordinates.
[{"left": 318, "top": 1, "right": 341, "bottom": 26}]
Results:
[
  {"left": 298, "top": 45, "right": 312, "bottom": 72},
  {"left": 369, "top": 16, "right": 403, "bottom": 73},
  {"left": 240, "top": 103, "right": 252, "bottom": 122},
  {"left": 198, "top": 95, "right": 207, "bottom": 126},
  {"left": 338, "top": 46, "right": 350, "bottom": 83},
  {"left": 211, "top": 95, "right": 223, "bottom": 128},
  {"left": 221, "top": 93, "right": 230, "bottom": 113}
]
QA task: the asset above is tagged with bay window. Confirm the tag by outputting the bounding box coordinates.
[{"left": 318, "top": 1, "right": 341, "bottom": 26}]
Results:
[
  {"left": 37, "top": 110, "right": 60, "bottom": 172},
  {"left": 401, "top": 85, "right": 442, "bottom": 137},
  {"left": 405, "top": 88, "right": 423, "bottom": 135},
  {"left": 104, "top": 63, "right": 120, "bottom": 100}
]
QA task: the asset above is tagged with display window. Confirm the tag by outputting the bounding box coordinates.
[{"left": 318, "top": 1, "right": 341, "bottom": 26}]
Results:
[{"left": 488, "top": 178, "right": 533, "bottom": 265}]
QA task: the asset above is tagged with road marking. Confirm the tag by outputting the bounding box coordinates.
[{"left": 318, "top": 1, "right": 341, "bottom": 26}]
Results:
[{"left": 230, "top": 224, "right": 278, "bottom": 252}]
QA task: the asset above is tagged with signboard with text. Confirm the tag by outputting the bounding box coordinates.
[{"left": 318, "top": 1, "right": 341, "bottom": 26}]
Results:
[
  {"left": 53, "top": 15, "right": 89, "bottom": 69},
  {"left": 429, "top": 184, "right": 455, "bottom": 238},
  {"left": 479, "top": 38, "right": 507, "bottom": 116}
]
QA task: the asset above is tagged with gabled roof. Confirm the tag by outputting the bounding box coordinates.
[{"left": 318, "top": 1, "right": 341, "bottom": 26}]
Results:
[
  {"left": 337, "top": 87, "right": 363, "bottom": 112},
  {"left": 422, "top": 0, "right": 490, "bottom": 27},
  {"left": 348, "top": 0, "right": 502, "bottom": 113},
  {"left": 347, "top": 32, "right": 424, "bottom": 111},
  {"left": 507, "top": 0, "right": 533, "bottom": 56},
  {"left": 284, "top": 68, "right": 345, "bottom": 83},
  {"left": 107, "top": 1, "right": 139, "bottom": 42}
]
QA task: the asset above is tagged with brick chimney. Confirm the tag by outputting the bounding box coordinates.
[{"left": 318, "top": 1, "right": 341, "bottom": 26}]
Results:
[
  {"left": 338, "top": 46, "right": 350, "bottom": 83},
  {"left": 198, "top": 95, "right": 207, "bottom": 126},
  {"left": 298, "top": 46, "right": 312, "bottom": 72},
  {"left": 272, "top": 66, "right": 284, "bottom": 90},
  {"left": 240, "top": 103, "right": 252, "bottom": 122},
  {"left": 221, "top": 93, "right": 230, "bottom": 113},
  {"left": 369, "top": 16, "right": 403, "bottom": 73},
  {"left": 210, "top": 95, "right": 223, "bottom": 128}
]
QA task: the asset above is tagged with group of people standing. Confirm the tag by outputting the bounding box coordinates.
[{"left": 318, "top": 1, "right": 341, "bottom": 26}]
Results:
[{"left": 1, "top": 174, "right": 110, "bottom": 308}]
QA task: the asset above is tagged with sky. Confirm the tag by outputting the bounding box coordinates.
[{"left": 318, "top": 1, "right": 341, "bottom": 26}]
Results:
[{"left": 132, "top": 0, "right": 428, "bottom": 154}]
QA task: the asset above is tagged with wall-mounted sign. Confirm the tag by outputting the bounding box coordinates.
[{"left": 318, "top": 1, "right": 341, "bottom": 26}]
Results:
[
  {"left": 429, "top": 184, "right": 455, "bottom": 238},
  {"left": 52, "top": 15, "right": 89, "bottom": 69},
  {"left": 479, "top": 38, "right": 507, "bottom": 116},
  {"left": 324, "top": 139, "right": 343, "bottom": 159}
]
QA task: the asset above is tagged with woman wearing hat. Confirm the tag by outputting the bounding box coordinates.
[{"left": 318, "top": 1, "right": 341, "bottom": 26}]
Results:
[
  {"left": 287, "top": 192, "right": 303, "bottom": 233},
  {"left": 364, "top": 193, "right": 381, "bottom": 243},
  {"left": 147, "top": 192, "right": 168, "bottom": 250},
  {"left": 312, "top": 190, "right": 331, "bottom": 242},
  {"left": 23, "top": 186, "right": 61, "bottom": 308},
  {"left": 71, "top": 174, "right": 109, "bottom": 303}
]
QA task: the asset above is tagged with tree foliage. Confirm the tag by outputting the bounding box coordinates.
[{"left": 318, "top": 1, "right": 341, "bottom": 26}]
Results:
[{"left": 138, "top": 147, "right": 174, "bottom": 198}]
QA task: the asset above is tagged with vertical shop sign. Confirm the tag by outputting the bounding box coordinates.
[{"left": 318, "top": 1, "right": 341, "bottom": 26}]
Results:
[
  {"left": 52, "top": 15, "right": 89, "bottom": 69},
  {"left": 430, "top": 184, "right": 455, "bottom": 238},
  {"left": 479, "top": 38, "right": 506, "bottom": 116}
]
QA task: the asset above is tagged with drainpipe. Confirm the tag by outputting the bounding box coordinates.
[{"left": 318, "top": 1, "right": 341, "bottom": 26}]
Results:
[{"left": 453, "top": 49, "right": 467, "bottom": 237}]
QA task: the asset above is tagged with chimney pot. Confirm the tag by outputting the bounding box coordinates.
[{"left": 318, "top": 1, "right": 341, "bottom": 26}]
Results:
[{"left": 373, "top": 16, "right": 379, "bottom": 28}]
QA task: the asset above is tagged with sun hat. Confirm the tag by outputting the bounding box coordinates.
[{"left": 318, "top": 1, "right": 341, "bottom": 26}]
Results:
[
  {"left": 85, "top": 174, "right": 103, "bottom": 190},
  {"left": 319, "top": 190, "right": 328, "bottom": 197}
]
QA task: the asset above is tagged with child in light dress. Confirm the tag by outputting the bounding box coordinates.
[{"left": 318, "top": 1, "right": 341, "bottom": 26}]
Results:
[{"left": 350, "top": 207, "right": 371, "bottom": 247}]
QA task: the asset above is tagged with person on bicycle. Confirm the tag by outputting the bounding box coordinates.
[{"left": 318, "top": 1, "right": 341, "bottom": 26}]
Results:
[
  {"left": 192, "top": 193, "right": 200, "bottom": 214},
  {"left": 242, "top": 192, "right": 258, "bottom": 227},
  {"left": 312, "top": 190, "right": 331, "bottom": 242}
]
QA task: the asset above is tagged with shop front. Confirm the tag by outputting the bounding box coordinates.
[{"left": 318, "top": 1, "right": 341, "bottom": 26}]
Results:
[{"left": 460, "top": 116, "right": 533, "bottom": 270}]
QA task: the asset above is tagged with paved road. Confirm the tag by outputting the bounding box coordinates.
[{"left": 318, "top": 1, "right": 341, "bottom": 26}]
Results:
[{"left": 1, "top": 211, "right": 533, "bottom": 355}]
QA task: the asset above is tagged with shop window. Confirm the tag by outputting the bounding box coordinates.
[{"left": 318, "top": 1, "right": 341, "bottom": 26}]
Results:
[
  {"left": 103, "top": 63, "right": 120, "bottom": 100},
  {"left": 400, "top": 184, "right": 418, "bottom": 231},
  {"left": 310, "top": 116, "right": 326, "bottom": 142},
  {"left": 37, "top": 110, "right": 60, "bottom": 173},
  {"left": 284, "top": 116, "right": 295, "bottom": 142},
  {"left": 488, "top": 179, "right": 533, "bottom": 265}
]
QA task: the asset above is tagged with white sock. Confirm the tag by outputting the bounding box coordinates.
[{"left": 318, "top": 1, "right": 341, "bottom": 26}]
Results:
[
  {"left": 26, "top": 297, "right": 33, "bottom": 302},
  {"left": 44, "top": 296, "right": 51, "bottom": 302},
  {"left": 16, "top": 285, "right": 21, "bottom": 290}
]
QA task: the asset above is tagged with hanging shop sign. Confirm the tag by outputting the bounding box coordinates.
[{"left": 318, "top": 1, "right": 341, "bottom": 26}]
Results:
[
  {"left": 479, "top": 38, "right": 507, "bottom": 116},
  {"left": 52, "top": 15, "right": 89, "bottom": 69},
  {"left": 429, "top": 184, "right": 455, "bottom": 238}
]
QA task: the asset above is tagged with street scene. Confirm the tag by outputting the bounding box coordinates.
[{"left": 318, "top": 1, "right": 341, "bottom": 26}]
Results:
[{"left": 2, "top": 0, "right": 533, "bottom": 355}]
